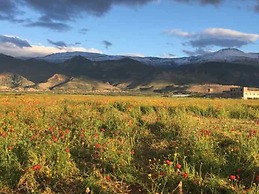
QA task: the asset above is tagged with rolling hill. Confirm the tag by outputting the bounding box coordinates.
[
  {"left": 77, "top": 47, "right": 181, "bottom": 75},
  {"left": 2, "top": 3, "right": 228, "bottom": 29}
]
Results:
[
  {"left": 0, "top": 73, "right": 35, "bottom": 90},
  {"left": 0, "top": 48, "right": 258, "bottom": 93}
]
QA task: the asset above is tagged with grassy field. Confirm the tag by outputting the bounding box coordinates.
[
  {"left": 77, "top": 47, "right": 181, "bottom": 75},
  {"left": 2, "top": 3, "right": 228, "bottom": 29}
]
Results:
[{"left": 0, "top": 94, "right": 258, "bottom": 193}]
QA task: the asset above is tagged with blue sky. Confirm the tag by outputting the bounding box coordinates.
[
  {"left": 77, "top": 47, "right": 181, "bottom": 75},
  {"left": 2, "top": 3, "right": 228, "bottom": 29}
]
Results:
[{"left": 0, "top": 0, "right": 259, "bottom": 58}]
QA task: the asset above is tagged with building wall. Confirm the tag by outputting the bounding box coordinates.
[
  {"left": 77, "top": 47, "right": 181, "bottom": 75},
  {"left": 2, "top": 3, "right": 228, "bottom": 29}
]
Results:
[
  {"left": 229, "top": 87, "right": 243, "bottom": 98},
  {"left": 243, "top": 87, "right": 259, "bottom": 99},
  {"left": 225, "top": 87, "right": 259, "bottom": 99}
]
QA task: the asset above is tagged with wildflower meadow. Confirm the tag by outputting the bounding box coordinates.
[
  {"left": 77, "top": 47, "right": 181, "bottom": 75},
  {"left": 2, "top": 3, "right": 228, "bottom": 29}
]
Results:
[{"left": 0, "top": 94, "right": 258, "bottom": 193}]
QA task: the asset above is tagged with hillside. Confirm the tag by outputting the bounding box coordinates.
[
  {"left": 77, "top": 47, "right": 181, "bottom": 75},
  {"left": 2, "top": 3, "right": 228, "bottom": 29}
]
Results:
[
  {"left": 37, "top": 74, "right": 70, "bottom": 90},
  {"left": 52, "top": 77, "right": 119, "bottom": 92},
  {"left": 0, "top": 73, "right": 35, "bottom": 90},
  {"left": 0, "top": 49, "right": 258, "bottom": 93}
]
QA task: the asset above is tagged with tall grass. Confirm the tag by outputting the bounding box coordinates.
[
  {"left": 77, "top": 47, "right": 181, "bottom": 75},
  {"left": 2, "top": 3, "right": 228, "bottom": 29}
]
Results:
[{"left": 0, "top": 94, "right": 258, "bottom": 193}]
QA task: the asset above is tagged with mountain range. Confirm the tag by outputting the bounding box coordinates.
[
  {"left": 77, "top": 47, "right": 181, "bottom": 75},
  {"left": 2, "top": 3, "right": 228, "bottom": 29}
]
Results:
[{"left": 0, "top": 48, "right": 258, "bottom": 93}]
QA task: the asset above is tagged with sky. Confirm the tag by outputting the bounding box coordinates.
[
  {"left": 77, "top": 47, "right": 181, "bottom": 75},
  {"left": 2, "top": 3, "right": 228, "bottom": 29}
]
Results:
[{"left": 1, "top": 0, "right": 259, "bottom": 58}]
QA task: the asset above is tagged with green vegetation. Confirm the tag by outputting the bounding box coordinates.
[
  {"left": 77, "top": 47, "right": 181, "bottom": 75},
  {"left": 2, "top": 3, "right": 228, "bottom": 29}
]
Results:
[{"left": 0, "top": 94, "right": 258, "bottom": 193}]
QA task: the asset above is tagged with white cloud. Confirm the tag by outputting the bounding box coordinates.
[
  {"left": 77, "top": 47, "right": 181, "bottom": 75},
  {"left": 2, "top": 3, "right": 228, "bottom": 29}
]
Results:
[
  {"left": 160, "top": 53, "right": 176, "bottom": 58},
  {"left": 123, "top": 53, "right": 145, "bottom": 57},
  {"left": 166, "top": 28, "right": 259, "bottom": 42},
  {"left": 0, "top": 43, "right": 102, "bottom": 57},
  {"left": 165, "top": 27, "right": 259, "bottom": 49},
  {"left": 203, "top": 28, "right": 259, "bottom": 42},
  {"left": 0, "top": 35, "right": 31, "bottom": 48},
  {"left": 85, "top": 48, "right": 103, "bottom": 54},
  {"left": 164, "top": 29, "right": 191, "bottom": 37}
]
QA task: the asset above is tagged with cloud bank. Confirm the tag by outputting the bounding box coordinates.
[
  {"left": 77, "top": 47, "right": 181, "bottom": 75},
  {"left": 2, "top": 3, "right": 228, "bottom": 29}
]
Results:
[
  {"left": 0, "top": 35, "right": 102, "bottom": 57},
  {"left": 47, "top": 39, "right": 68, "bottom": 48},
  {"left": 0, "top": 0, "right": 156, "bottom": 30},
  {"left": 1, "top": 0, "right": 259, "bottom": 30},
  {"left": 165, "top": 28, "right": 259, "bottom": 55},
  {"left": 0, "top": 35, "right": 31, "bottom": 48},
  {"left": 173, "top": 0, "right": 222, "bottom": 5},
  {"left": 0, "top": 1, "right": 17, "bottom": 20},
  {"left": 25, "top": 16, "right": 70, "bottom": 32}
]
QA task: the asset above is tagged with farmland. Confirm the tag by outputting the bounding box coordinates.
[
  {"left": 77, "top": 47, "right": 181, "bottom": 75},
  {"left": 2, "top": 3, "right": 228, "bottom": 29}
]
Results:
[{"left": 0, "top": 94, "right": 258, "bottom": 193}]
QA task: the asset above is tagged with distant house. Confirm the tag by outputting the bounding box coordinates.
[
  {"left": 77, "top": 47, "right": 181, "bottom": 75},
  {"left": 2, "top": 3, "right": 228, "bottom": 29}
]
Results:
[
  {"left": 223, "top": 87, "right": 259, "bottom": 99},
  {"left": 207, "top": 88, "right": 213, "bottom": 93}
]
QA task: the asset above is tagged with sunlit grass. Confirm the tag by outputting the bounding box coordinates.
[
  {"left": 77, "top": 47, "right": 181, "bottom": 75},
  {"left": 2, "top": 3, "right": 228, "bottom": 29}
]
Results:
[{"left": 0, "top": 94, "right": 258, "bottom": 193}]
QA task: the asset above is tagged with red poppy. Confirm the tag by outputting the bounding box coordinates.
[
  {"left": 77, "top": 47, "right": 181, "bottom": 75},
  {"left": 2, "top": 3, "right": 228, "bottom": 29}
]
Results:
[
  {"left": 2, "top": 132, "right": 7, "bottom": 137},
  {"left": 201, "top": 129, "right": 211, "bottom": 136},
  {"left": 65, "top": 148, "right": 70, "bottom": 153},
  {"left": 159, "top": 171, "right": 165, "bottom": 176},
  {"left": 176, "top": 163, "right": 182, "bottom": 169},
  {"left": 53, "top": 136, "right": 58, "bottom": 142},
  {"left": 94, "top": 133, "right": 99, "bottom": 138},
  {"left": 32, "top": 164, "right": 42, "bottom": 171},
  {"left": 248, "top": 129, "right": 257, "bottom": 139},
  {"left": 165, "top": 160, "right": 171, "bottom": 165},
  {"left": 229, "top": 175, "right": 236, "bottom": 180},
  {"left": 95, "top": 144, "right": 101, "bottom": 149},
  {"left": 131, "top": 150, "right": 135, "bottom": 155},
  {"left": 9, "top": 128, "right": 14, "bottom": 132},
  {"left": 106, "top": 175, "right": 111, "bottom": 181},
  {"left": 182, "top": 172, "right": 188, "bottom": 179},
  {"left": 80, "top": 133, "right": 84, "bottom": 138}
]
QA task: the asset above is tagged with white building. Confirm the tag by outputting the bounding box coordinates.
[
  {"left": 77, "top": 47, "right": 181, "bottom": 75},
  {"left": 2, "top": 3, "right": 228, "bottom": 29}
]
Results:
[{"left": 223, "top": 87, "right": 259, "bottom": 99}]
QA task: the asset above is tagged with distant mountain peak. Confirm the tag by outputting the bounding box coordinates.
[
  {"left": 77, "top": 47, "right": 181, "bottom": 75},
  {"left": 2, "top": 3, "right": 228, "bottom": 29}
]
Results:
[
  {"left": 38, "top": 51, "right": 123, "bottom": 63},
  {"left": 214, "top": 48, "right": 244, "bottom": 55},
  {"left": 65, "top": 55, "right": 92, "bottom": 63},
  {"left": 35, "top": 48, "right": 259, "bottom": 66},
  {"left": 198, "top": 48, "right": 259, "bottom": 62}
]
